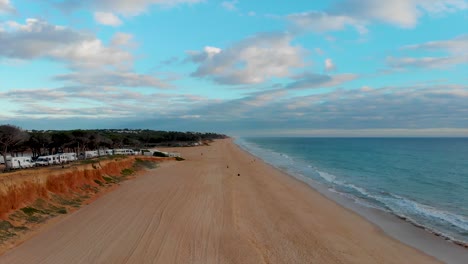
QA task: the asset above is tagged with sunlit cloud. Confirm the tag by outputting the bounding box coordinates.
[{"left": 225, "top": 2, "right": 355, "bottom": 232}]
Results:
[
  {"left": 94, "top": 12, "right": 123, "bottom": 26},
  {"left": 187, "top": 32, "right": 307, "bottom": 85},
  {"left": 0, "top": 19, "right": 133, "bottom": 70}
]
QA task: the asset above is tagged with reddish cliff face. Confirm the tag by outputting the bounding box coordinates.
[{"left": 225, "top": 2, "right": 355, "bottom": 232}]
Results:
[{"left": 0, "top": 157, "right": 162, "bottom": 219}]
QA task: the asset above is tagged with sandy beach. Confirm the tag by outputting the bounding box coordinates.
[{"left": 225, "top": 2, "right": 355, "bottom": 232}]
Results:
[{"left": 0, "top": 139, "right": 442, "bottom": 263}]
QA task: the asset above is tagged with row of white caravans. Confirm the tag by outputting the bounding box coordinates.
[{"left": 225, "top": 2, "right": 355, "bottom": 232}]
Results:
[
  {"left": 0, "top": 153, "right": 78, "bottom": 169},
  {"left": 35, "top": 153, "right": 78, "bottom": 166},
  {"left": 4, "top": 157, "right": 35, "bottom": 169},
  {"left": 84, "top": 149, "right": 136, "bottom": 159},
  {"left": 2, "top": 149, "right": 137, "bottom": 169}
]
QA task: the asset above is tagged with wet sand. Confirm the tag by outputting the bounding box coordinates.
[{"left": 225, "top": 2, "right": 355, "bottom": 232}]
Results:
[{"left": 0, "top": 139, "right": 440, "bottom": 263}]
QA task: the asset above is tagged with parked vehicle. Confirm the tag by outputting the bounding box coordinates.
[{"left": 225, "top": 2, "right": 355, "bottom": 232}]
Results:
[
  {"left": 142, "top": 150, "right": 153, "bottom": 156},
  {"left": 0, "top": 155, "right": 13, "bottom": 164},
  {"left": 98, "top": 149, "right": 111, "bottom": 156},
  {"left": 7, "top": 157, "right": 35, "bottom": 169},
  {"left": 35, "top": 157, "right": 49, "bottom": 166},
  {"left": 35, "top": 155, "right": 59, "bottom": 166},
  {"left": 62, "top": 153, "right": 77, "bottom": 162},
  {"left": 84, "top": 151, "right": 99, "bottom": 159},
  {"left": 113, "top": 149, "right": 135, "bottom": 155},
  {"left": 54, "top": 153, "right": 68, "bottom": 164}
]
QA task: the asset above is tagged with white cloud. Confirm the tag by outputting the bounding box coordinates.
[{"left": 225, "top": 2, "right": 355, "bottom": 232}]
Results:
[
  {"left": 361, "top": 86, "right": 373, "bottom": 92},
  {"left": 0, "top": 86, "right": 213, "bottom": 119},
  {"left": 286, "top": 72, "right": 356, "bottom": 89},
  {"left": 187, "top": 32, "right": 307, "bottom": 85},
  {"left": 288, "top": 0, "right": 468, "bottom": 33},
  {"left": 111, "top": 32, "right": 134, "bottom": 46},
  {"left": 57, "top": 0, "right": 205, "bottom": 16},
  {"left": 0, "top": 19, "right": 133, "bottom": 70},
  {"left": 49, "top": 39, "right": 133, "bottom": 70},
  {"left": 94, "top": 12, "right": 123, "bottom": 26},
  {"left": 0, "top": 0, "right": 15, "bottom": 14},
  {"left": 387, "top": 56, "right": 468, "bottom": 69},
  {"left": 222, "top": 0, "right": 238, "bottom": 11},
  {"left": 204, "top": 46, "right": 222, "bottom": 58},
  {"left": 325, "top": 58, "right": 336, "bottom": 72},
  {"left": 180, "top": 115, "right": 201, "bottom": 119},
  {"left": 331, "top": 0, "right": 419, "bottom": 28},
  {"left": 389, "top": 35, "right": 468, "bottom": 68},
  {"left": 0, "top": 19, "right": 177, "bottom": 90},
  {"left": 128, "top": 82, "right": 467, "bottom": 135},
  {"left": 342, "top": 0, "right": 468, "bottom": 27},
  {"left": 288, "top": 11, "right": 367, "bottom": 34},
  {"left": 54, "top": 71, "right": 171, "bottom": 88},
  {"left": 417, "top": 0, "right": 468, "bottom": 13},
  {"left": 403, "top": 34, "right": 468, "bottom": 54},
  {"left": 243, "top": 90, "right": 287, "bottom": 107},
  {"left": 3, "top": 84, "right": 468, "bottom": 135}
]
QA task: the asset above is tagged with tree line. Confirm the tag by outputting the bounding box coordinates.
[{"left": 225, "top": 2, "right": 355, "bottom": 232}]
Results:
[{"left": 0, "top": 124, "right": 227, "bottom": 169}]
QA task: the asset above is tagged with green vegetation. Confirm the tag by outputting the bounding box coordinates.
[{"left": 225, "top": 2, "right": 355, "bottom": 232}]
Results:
[
  {"left": 20, "top": 207, "right": 44, "bottom": 216},
  {"left": 121, "top": 168, "right": 134, "bottom": 176},
  {"left": 7, "top": 128, "right": 227, "bottom": 159},
  {"left": 53, "top": 195, "right": 83, "bottom": 208},
  {"left": 115, "top": 158, "right": 159, "bottom": 178},
  {"left": 134, "top": 158, "right": 158, "bottom": 169},
  {"left": 1, "top": 199, "right": 69, "bottom": 242},
  {"left": 16, "top": 202, "right": 68, "bottom": 224},
  {"left": 102, "top": 175, "right": 115, "bottom": 183},
  {"left": 26, "top": 215, "right": 43, "bottom": 223},
  {"left": 94, "top": 179, "right": 103, "bottom": 186},
  {"left": 80, "top": 155, "right": 124, "bottom": 165},
  {"left": 0, "top": 220, "right": 28, "bottom": 242},
  {"left": 0, "top": 220, "right": 13, "bottom": 231}
]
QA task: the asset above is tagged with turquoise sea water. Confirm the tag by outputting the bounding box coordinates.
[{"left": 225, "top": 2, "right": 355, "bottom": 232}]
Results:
[{"left": 236, "top": 137, "right": 468, "bottom": 245}]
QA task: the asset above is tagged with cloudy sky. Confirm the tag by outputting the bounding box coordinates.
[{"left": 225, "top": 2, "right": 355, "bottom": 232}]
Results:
[{"left": 0, "top": 0, "right": 467, "bottom": 136}]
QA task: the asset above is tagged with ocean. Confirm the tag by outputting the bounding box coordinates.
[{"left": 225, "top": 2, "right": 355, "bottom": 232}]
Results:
[{"left": 236, "top": 137, "right": 468, "bottom": 245}]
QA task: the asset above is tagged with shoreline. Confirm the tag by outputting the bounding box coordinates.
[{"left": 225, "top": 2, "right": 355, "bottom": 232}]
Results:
[
  {"left": 0, "top": 139, "right": 452, "bottom": 263},
  {"left": 233, "top": 138, "right": 468, "bottom": 263}
]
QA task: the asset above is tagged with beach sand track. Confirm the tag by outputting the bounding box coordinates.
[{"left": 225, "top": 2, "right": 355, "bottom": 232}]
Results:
[{"left": 0, "top": 139, "right": 440, "bottom": 263}]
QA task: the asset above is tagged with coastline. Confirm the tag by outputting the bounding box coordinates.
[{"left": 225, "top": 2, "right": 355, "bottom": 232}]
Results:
[
  {"left": 0, "top": 139, "right": 451, "bottom": 263},
  {"left": 234, "top": 138, "right": 468, "bottom": 263}
]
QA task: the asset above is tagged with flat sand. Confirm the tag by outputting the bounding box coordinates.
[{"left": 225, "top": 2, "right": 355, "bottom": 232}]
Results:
[{"left": 0, "top": 139, "right": 440, "bottom": 263}]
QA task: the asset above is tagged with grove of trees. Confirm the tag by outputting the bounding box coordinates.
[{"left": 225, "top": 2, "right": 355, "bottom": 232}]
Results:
[
  {"left": 0, "top": 124, "right": 227, "bottom": 170},
  {"left": 0, "top": 125, "right": 30, "bottom": 170}
]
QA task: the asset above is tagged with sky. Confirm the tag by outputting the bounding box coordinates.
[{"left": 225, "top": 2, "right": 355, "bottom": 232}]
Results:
[{"left": 0, "top": 0, "right": 467, "bottom": 136}]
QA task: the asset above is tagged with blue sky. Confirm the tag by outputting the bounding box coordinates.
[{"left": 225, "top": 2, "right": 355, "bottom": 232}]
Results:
[{"left": 0, "top": 0, "right": 467, "bottom": 136}]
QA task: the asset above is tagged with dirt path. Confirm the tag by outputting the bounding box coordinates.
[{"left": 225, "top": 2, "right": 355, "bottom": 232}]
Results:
[{"left": 0, "top": 140, "right": 439, "bottom": 264}]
